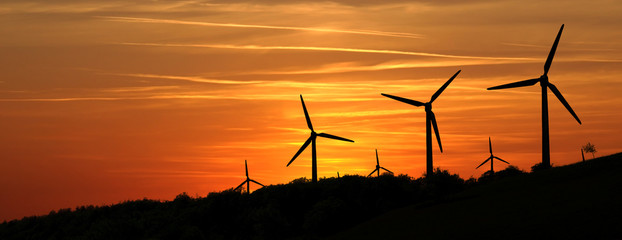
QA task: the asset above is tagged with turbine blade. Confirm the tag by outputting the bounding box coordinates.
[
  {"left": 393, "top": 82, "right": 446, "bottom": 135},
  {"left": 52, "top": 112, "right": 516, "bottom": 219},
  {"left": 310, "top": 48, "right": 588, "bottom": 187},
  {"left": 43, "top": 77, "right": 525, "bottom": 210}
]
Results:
[
  {"left": 381, "top": 93, "right": 425, "bottom": 107},
  {"left": 494, "top": 156, "right": 510, "bottom": 164},
  {"left": 489, "top": 137, "right": 492, "bottom": 154},
  {"left": 249, "top": 179, "right": 265, "bottom": 187},
  {"left": 287, "top": 136, "right": 312, "bottom": 166},
  {"left": 476, "top": 158, "right": 491, "bottom": 169},
  {"left": 487, "top": 78, "right": 540, "bottom": 90},
  {"left": 544, "top": 24, "right": 564, "bottom": 75},
  {"left": 430, "top": 111, "right": 443, "bottom": 153},
  {"left": 376, "top": 149, "right": 379, "bottom": 166},
  {"left": 245, "top": 160, "right": 248, "bottom": 177},
  {"left": 368, "top": 169, "right": 377, "bottom": 177},
  {"left": 235, "top": 180, "right": 247, "bottom": 191},
  {"left": 547, "top": 82, "right": 581, "bottom": 124},
  {"left": 300, "top": 95, "right": 313, "bottom": 131},
  {"left": 380, "top": 167, "right": 394, "bottom": 174},
  {"left": 317, "top": 133, "right": 354, "bottom": 142},
  {"left": 430, "top": 70, "right": 461, "bottom": 103}
]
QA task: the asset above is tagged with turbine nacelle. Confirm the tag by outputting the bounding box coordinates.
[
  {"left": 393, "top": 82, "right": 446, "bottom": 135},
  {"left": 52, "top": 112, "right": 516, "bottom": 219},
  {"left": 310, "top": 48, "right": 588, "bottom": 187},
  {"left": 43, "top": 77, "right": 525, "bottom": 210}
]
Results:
[
  {"left": 539, "top": 75, "right": 548, "bottom": 85},
  {"left": 424, "top": 102, "right": 432, "bottom": 112}
]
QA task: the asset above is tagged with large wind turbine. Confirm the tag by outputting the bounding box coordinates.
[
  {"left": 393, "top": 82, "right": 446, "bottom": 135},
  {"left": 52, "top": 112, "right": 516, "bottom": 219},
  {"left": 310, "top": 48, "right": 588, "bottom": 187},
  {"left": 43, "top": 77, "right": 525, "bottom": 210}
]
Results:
[
  {"left": 234, "top": 160, "right": 264, "bottom": 194},
  {"left": 368, "top": 149, "right": 393, "bottom": 177},
  {"left": 487, "top": 24, "right": 581, "bottom": 168},
  {"left": 287, "top": 95, "right": 354, "bottom": 183},
  {"left": 381, "top": 70, "right": 461, "bottom": 176},
  {"left": 476, "top": 137, "right": 509, "bottom": 173}
]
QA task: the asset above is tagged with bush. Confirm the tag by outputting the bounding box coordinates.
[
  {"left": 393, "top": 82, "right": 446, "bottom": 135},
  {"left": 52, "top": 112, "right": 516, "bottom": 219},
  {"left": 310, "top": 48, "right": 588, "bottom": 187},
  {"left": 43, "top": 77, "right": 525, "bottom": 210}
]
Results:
[
  {"left": 478, "top": 165, "right": 526, "bottom": 183},
  {"left": 531, "top": 162, "right": 552, "bottom": 172}
]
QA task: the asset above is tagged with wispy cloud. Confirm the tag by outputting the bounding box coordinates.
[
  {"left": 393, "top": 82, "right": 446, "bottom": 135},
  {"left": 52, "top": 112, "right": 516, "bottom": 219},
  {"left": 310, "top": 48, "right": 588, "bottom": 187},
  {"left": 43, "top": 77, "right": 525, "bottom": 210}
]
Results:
[
  {"left": 250, "top": 59, "right": 535, "bottom": 75},
  {"left": 101, "top": 86, "right": 181, "bottom": 93},
  {"left": 107, "top": 73, "right": 264, "bottom": 85},
  {"left": 120, "top": 42, "right": 535, "bottom": 61},
  {"left": 101, "top": 16, "right": 423, "bottom": 39},
  {"left": 313, "top": 109, "right": 418, "bottom": 118},
  {"left": 501, "top": 42, "right": 547, "bottom": 48}
]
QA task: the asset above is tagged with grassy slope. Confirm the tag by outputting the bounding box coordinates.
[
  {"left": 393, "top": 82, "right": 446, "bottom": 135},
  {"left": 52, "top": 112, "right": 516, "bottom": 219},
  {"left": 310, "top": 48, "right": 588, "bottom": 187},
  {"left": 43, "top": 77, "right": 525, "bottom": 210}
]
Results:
[{"left": 330, "top": 153, "right": 622, "bottom": 239}]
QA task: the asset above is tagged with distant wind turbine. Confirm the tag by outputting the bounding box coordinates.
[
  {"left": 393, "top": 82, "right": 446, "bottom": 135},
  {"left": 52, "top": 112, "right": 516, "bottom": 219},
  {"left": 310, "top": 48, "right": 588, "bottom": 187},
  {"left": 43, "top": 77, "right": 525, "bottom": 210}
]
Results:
[
  {"left": 287, "top": 95, "right": 354, "bottom": 183},
  {"left": 487, "top": 24, "right": 581, "bottom": 168},
  {"left": 381, "top": 70, "right": 461, "bottom": 176},
  {"left": 476, "top": 137, "right": 509, "bottom": 173},
  {"left": 368, "top": 149, "right": 393, "bottom": 177},
  {"left": 234, "top": 160, "right": 264, "bottom": 194}
]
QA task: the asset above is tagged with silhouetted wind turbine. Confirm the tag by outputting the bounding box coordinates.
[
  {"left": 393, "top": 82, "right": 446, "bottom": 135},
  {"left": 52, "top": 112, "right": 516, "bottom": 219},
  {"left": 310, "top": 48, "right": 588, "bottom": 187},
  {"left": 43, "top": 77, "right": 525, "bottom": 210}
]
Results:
[
  {"left": 476, "top": 137, "right": 509, "bottom": 173},
  {"left": 581, "top": 148, "right": 585, "bottom": 162},
  {"left": 368, "top": 149, "right": 393, "bottom": 177},
  {"left": 287, "top": 95, "right": 354, "bottom": 183},
  {"left": 234, "top": 160, "right": 264, "bottom": 193},
  {"left": 381, "top": 70, "right": 461, "bottom": 176},
  {"left": 487, "top": 24, "right": 581, "bottom": 168}
]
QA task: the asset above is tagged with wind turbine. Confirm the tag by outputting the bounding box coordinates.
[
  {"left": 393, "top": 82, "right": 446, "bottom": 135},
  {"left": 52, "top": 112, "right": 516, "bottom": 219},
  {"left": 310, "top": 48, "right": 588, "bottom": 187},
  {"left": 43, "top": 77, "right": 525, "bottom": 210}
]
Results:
[
  {"left": 234, "top": 160, "right": 264, "bottom": 194},
  {"left": 287, "top": 95, "right": 354, "bottom": 183},
  {"left": 476, "top": 137, "right": 509, "bottom": 173},
  {"left": 581, "top": 148, "right": 585, "bottom": 162},
  {"left": 381, "top": 70, "right": 461, "bottom": 176},
  {"left": 368, "top": 149, "right": 393, "bottom": 177},
  {"left": 487, "top": 24, "right": 581, "bottom": 168}
]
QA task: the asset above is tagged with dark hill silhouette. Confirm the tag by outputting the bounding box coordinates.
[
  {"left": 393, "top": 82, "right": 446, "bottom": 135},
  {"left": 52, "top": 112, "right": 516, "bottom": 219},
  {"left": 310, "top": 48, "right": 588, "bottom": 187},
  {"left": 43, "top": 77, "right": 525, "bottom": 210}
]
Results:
[
  {"left": 1, "top": 153, "right": 620, "bottom": 239},
  {"left": 0, "top": 169, "right": 464, "bottom": 239},
  {"left": 330, "top": 152, "right": 622, "bottom": 240}
]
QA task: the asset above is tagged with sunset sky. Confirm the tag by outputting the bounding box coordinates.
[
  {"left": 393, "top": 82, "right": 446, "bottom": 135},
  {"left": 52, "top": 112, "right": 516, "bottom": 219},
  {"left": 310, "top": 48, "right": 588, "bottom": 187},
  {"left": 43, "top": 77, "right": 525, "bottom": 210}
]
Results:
[{"left": 1, "top": 0, "right": 622, "bottom": 221}]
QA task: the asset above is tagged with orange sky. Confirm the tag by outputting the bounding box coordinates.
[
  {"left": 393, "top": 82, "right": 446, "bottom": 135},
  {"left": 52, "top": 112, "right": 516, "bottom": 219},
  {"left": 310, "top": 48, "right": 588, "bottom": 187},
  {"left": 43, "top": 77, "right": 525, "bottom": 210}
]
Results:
[{"left": 1, "top": 0, "right": 622, "bottom": 221}]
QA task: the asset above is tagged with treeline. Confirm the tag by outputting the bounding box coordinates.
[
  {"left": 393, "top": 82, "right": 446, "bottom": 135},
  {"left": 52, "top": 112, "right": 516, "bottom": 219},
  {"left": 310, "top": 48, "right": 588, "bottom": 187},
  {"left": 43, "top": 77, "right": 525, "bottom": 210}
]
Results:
[{"left": 0, "top": 167, "right": 526, "bottom": 240}]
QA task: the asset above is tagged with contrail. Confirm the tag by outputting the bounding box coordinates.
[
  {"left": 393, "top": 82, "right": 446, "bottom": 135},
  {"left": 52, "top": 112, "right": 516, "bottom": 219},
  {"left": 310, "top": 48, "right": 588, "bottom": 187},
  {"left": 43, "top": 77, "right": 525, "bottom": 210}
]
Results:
[
  {"left": 101, "top": 16, "right": 423, "bottom": 39},
  {"left": 120, "top": 42, "right": 537, "bottom": 61}
]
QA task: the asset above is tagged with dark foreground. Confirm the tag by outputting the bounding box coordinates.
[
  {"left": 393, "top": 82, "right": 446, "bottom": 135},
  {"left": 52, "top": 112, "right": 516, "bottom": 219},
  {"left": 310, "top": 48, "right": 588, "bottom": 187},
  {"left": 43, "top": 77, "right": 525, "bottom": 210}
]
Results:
[
  {"left": 1, "top": 169, "right": 466, "bottom": 239},
  {"left": 1, "top": 153, "right": 620, "bottom": 239},
  {"left": 330, "top": 153, "right": 622, "bottom": 239}
]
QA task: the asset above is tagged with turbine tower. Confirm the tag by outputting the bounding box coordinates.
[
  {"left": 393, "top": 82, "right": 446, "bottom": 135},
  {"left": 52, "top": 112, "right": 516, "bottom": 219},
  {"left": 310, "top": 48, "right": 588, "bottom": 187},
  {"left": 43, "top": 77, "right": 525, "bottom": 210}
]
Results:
[
  {"left": 234, "top": 160, "right": 264, "bottom": 194},
  {"left": 487, "top": 24, "right": 581, "bottom": 168},
  {"left": 476, "top": 137, "right": 509, "bottom": 173},
  {"left": 381, "top": 70, "right": 461, "bottom": 176},
  {"left": 368, "top": 149, "right": 393, "bottom": 177},
  {"left": 287, "top": 95, "right": 354, "bottom": 183}
]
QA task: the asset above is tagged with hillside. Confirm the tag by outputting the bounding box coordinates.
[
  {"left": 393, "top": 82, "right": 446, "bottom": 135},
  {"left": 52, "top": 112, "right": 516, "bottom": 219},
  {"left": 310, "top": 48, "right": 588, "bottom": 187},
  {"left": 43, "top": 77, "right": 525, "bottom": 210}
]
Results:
[
  {"left": 1, "top": 154, "right": 620, "bottom": 239},
  {"left": 0, "top": 170, "right": 466, "bottom": 239},
  {"left": 330, "top": 153, "right": 622, "bottom": 239}
]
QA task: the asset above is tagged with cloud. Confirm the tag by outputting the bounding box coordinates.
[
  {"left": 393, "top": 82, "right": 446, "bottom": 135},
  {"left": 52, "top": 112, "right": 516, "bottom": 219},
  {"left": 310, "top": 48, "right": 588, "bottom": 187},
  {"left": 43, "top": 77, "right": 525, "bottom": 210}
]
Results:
[
  {"left": 100, "top": 86, "right": 181, "bottom": 93},
  {"left": 101, "top": 16, "right": 423, "bottom": 39},
  {"left": 203, "top": 0, "right": 491, "bottom": 7},
  {"left": 249, "top": 59, "right": 535, "bottom": 75},
  {"left": 120, "top": 42, "right": 536, "bottom": 60},
  {"left": 107, "top": 73, "right": 264, "bottom": 85}
]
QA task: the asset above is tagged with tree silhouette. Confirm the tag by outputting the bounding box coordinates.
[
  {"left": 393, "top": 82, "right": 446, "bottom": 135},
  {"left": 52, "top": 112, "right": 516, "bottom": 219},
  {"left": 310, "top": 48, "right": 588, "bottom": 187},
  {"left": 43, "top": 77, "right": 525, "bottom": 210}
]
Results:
[{"left": 582, "top": 142, "right": 597, "bottom": 158}]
